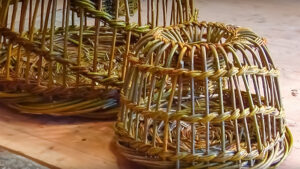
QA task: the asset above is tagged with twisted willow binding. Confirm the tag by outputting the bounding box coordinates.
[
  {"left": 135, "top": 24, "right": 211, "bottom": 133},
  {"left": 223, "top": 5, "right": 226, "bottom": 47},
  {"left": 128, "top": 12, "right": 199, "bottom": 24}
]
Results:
[
  {"left": 115, "top": 21, "right": 293, "bottom": 168},
  {"left": 0, "top": 0, "right": 194, "bottom": 118}
]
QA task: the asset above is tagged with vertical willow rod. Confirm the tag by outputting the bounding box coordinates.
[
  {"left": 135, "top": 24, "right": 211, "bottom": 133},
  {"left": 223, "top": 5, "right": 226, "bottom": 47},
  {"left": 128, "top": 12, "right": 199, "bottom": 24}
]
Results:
[
  {"left": 5, "top": 0, "right": 18, "bottom": 79},
  {"left": 48, "top": 0, "right": 57, "bottom": 87},
  {"left": 122, "top": 0, "right": 131, "bottom": 81},
  {"left": 91, "top": 0, "right": 102, "bottom": 87},
  {"left": 108, "top": 0, "right": 119, "bottom": 76},
  {"left": 37, "top": 0, "right": 52, "bottom": 85},
  {"left": 25, "top": 0, "right": 40, "bottom": 84},
  {"left": 15, "top": 0, "right": 29, "bottom": 77},
  {"left": 63, "top": 0, "right": 70, "bottom": 87},
  {"left": 40, "top": 0, "right": 44, "bottom": 31},
  {"left": 76, "top": 7, "right": 84, "bottom": 86}
]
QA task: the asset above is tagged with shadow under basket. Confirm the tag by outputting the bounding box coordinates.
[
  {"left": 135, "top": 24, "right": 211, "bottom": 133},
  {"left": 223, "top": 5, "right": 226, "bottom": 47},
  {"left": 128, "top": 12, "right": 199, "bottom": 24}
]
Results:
[
  {"left": 115, "top": 21, "right": 293, "bottom": 168},
  {"left": 0, "top": 0, "right": 193, "bottom": 118}
]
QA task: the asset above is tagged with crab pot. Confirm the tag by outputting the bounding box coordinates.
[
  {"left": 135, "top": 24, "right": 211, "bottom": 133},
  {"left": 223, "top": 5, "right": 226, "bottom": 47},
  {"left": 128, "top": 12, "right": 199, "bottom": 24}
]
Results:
[
  {"left": 0, "top": 0, "right": 194, "bottom": 118},
  {"left": 115, "top": 21, "right": 292, "bottom": 168}
]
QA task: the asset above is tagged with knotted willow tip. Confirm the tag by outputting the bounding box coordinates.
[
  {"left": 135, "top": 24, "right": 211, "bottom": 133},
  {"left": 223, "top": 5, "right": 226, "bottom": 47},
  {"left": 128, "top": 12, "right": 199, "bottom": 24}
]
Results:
[
  {"left": 0, "top": 0, "right": 194, "bottom": 118},
  {"left": 115, "top": 21, "right": 292, "bottom": 168}
]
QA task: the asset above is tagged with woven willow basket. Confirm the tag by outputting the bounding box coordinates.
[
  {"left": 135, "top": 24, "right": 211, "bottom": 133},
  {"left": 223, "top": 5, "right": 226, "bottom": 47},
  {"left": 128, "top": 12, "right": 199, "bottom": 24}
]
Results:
[
  {"left": 0, "top": 0, "right": 194, "bottom": 118},
  {"left": 115, "top": 21, "right": 293, "bottom": 168}
]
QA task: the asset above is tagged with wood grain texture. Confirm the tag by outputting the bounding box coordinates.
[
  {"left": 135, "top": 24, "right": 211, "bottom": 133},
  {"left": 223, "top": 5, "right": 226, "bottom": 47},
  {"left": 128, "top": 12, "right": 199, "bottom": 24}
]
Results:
[{"left": 0, "top": 104, "right": 139, "bottom": 169}]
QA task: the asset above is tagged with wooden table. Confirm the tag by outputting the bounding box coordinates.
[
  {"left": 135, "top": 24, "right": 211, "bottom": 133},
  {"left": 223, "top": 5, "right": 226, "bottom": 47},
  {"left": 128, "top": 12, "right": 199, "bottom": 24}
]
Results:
[{"left": 0, "top": 104, "right": 141, "bottom": 169}]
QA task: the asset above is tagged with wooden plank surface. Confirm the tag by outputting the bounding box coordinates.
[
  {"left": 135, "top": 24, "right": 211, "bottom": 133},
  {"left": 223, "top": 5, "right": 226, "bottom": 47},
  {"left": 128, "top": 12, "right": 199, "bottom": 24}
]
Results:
[{"left": 0, "top": 104, "right": 138, "bottom": 169}]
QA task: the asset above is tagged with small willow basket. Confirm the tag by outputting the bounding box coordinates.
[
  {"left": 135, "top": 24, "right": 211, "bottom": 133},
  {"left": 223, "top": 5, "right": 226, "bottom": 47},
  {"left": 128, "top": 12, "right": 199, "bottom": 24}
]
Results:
[
  {"left": 115, "top": 21, "right": 293, "bottom": 168},
  {"left": 0, "top": 0, "right": 194, "bottom": 118}
]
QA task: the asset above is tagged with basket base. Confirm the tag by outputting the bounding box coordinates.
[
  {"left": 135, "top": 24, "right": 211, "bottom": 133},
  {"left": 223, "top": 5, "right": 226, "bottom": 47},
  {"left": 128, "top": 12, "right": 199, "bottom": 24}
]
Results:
[{"left": 116, "top": 126, "right": 293, "bottom": 169}]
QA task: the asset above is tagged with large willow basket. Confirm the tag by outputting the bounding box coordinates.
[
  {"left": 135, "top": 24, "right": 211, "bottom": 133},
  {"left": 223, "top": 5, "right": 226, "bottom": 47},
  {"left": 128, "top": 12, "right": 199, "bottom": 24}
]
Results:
[
  {"left": 0, "top": 0, "right": 194, "bottom": 118},
  {"left": 115, "top": 21, "right": 293, "bottom": 168}
]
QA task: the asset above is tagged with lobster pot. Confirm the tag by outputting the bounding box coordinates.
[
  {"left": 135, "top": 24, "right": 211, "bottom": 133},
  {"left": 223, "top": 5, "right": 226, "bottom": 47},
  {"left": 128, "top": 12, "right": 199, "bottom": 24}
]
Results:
[
  {"left": 116, "top": 21, "right": 292, "bottom": 168},
  {"left": 0, "top": 0, "right": 194, "bottom": 118}
]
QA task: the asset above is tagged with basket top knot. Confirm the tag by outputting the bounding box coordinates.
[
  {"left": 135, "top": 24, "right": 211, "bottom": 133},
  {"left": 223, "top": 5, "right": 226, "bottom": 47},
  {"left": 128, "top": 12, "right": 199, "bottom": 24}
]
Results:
[{"left": 146, "top": 21, "right": 255, "bottom": 49}]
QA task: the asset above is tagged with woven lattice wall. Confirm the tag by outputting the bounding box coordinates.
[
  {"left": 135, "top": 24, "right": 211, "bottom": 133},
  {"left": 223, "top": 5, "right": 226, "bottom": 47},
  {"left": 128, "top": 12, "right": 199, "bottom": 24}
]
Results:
[
  {"left": 0, "top": 0, "right": 194, "bottom": 118},
  {"left": 116, "top": 21, "right": 292, "bottom": 168}
]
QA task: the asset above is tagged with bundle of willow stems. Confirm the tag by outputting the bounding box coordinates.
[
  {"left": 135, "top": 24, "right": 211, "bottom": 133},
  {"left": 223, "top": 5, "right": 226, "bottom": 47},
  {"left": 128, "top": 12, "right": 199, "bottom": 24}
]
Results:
[
  {"left": 0, "top": 0, "right": 194, "bottom": 118},
  {"left": 115, "top": 21, "right": 293, "bottom": 168}
]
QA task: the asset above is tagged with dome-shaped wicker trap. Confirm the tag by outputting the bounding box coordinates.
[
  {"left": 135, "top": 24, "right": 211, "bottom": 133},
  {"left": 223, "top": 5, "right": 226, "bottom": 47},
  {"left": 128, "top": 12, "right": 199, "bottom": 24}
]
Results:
[
  {"left": 0, "top": 0, "right": 194, "bottom": 118},
  {"left": 115, "top": 21, "right": 293, "bottom": 168}
]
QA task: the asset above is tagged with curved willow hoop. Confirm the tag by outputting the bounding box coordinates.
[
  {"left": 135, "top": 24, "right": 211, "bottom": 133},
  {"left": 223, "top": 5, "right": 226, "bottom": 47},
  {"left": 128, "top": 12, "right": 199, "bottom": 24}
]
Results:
[
  {"left": 0, "top": 0, "right": 195, "bottom": 118},
  {"left": 115, "top": 21, "right": 292, "bottom": 168}
]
